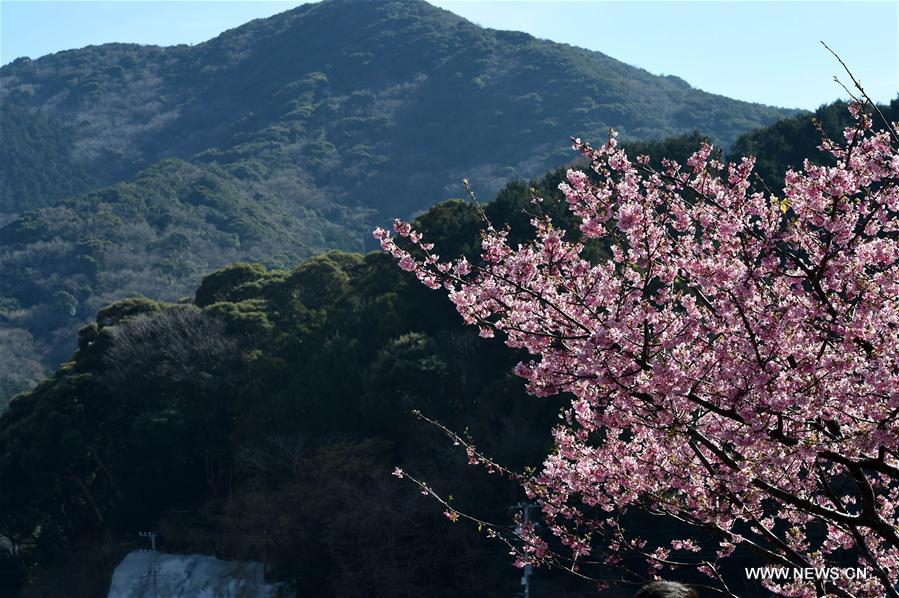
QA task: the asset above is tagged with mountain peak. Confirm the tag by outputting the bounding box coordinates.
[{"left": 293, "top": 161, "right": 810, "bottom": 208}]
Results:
[
  {"left": 0, "top": 0, "right": 797, "bottom": 407},
  {"left": 207, "top": 0, "right": 467, "bottom": 47}
]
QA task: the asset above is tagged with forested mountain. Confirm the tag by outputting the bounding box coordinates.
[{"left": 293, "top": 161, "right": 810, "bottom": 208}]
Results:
[
  {"left": 0, "top": 198, "right": 575, "bottom": 598},
  {"left": 1, "top": 0, "right": 793, "bottom": 214},
  {"left": 0, "top": 0, "right": 802, "bottom": 404},
  {"left": 3, "top": 101, "right": 897, "bottom": 597}
]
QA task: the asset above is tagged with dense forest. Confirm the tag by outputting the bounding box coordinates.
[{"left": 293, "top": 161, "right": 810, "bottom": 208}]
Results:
[
  {"left": 0, "top": 181, "right": 581, "bottom": 597},
  {"left": 0, "top": 0, "right": 793, "bottom": 214},
  {"left": 0, "top": 0, "right": 801, "bottom": 407},
  {"left": 0, "top": 97, "right": 882, "bottom": 410},
  {"left": 2, "top": 99, "right": 897, "bottom": 597}
]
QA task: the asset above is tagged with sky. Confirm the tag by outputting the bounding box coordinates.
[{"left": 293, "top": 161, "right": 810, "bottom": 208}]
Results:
[{"left": 1, "top": 0, "right": 896, "bottom": 110}]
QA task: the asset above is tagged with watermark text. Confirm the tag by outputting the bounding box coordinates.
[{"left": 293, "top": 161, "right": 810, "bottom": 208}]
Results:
[{"left": 745, "top": 567, "right": 870, "bottom": 581}]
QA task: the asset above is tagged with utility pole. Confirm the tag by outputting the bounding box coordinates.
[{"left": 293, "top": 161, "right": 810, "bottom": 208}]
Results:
[
  {"left": 256, "top": 527, "right": 268, "bottom": 598},
  {"left": 512, "top": 502, "right": 537, "bottom": 598},
  {"left": 139, "top": 531, "right": 158, "bottom": 598}
]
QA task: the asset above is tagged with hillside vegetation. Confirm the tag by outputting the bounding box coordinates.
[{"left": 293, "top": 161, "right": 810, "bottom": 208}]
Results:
[
  {"left": 3, "top": 99, "right": 889, "bottom": 409},
  {"left": 0, "top": 0, "right": 803, "bottom": 405},
  {"left": 0, "top": 216, "right": 565, "bottom": 597},
  {"left": 0, "top": 0, "right": 793, "bottom": 214},
  {"left": 4, "top": 103, "right": 898, "bottom": 595}
]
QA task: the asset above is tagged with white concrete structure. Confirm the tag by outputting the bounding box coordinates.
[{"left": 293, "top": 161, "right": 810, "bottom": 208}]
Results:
[{"left": 107, "top": 550, "right": 286, "bottom": 598}]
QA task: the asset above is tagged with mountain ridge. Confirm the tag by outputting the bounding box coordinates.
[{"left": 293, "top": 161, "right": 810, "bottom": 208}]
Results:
[
  {"left": 0, "top": 0, "right": 796, "bottom": 213},
  {"left": 0, "top": 0, "right": 799, "bottom": 403}
]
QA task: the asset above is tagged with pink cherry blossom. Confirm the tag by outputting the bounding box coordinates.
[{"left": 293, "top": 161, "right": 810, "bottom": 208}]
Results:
[{"left": 378, "top": 104, "right": 899, "bottom": 597}]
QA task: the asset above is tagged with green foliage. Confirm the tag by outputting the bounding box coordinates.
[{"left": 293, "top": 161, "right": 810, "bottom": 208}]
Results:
[
  {"left": 0, "top": 104, "right": 103, "bottom": 213},
  {"left": 623, "top": 130, "right": 715, "bottom": 167},
  {"left": 0, "top": 160, "right": 355, "bottom": 404},
  {"left": 195, "top": 263, "right": 270, "bottom": 308},
  {"left": 96, "top": 297, "right": 163, "bottom": 327},
  {"left": 407, "top": 199, "right": 483, "bottom": 260},
  {"left": 204, "top": 300, "right": 274, "bottom": 336},
  {"left": 0, "top": 0, "right": 800, "bottom": 407},
  {"left": 731, "top": 98, "right": 899, "bottom": 190},
  {"left": 1, "top": 0, "right": 791, "bottom": 215},
  {"left": 0, "top": 240, "right": 560, "bottom": 596},
  {"left": 286, "top": 252, "right": 360, "bottom": 309}
]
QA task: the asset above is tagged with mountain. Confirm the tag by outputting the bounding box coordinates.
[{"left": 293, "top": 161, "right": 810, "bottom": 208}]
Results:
[
  {"left": 0, "top": 0, "right": 795, "bottom": 215},
  {"left": 3, "top": 99, "right": 897, "bottom": 595},
  {"left": 0, "top": 0, "right": 798, "bottom": 404},
  {"left": 0, "top": 156, "right": 667, "bottom": 596},
  {"left": 0, "top": 247, "right": 563, "bottom": 598}
]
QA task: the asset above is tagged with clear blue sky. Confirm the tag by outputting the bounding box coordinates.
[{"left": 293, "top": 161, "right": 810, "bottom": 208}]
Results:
[{"left": 1, "top": 0, "right": 896, "bottom": 110}]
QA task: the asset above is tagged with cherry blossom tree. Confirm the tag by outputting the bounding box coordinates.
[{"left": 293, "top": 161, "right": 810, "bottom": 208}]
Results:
[{"left": 375, "top": 100, "right": 899, "bottom": 597}]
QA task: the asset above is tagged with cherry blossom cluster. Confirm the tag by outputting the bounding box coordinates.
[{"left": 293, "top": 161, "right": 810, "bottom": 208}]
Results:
[{"left": 376, "top": 104, "right": 899, "bottom": 597}]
